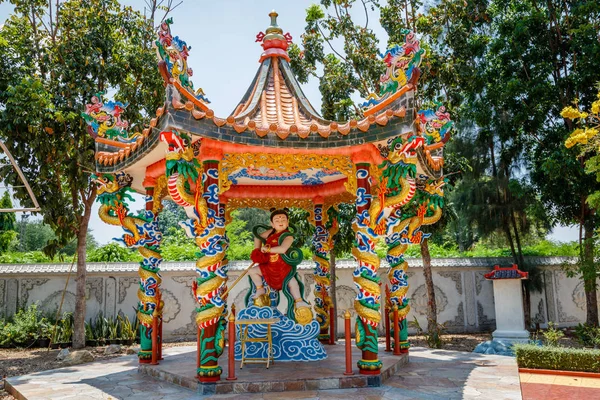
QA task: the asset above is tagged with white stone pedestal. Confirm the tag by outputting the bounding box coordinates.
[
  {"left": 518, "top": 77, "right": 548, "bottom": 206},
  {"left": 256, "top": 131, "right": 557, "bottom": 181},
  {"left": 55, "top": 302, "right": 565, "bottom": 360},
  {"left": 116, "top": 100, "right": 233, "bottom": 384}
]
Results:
[{"left": 491, "top": 279, "right": 530, "bottom": 344}]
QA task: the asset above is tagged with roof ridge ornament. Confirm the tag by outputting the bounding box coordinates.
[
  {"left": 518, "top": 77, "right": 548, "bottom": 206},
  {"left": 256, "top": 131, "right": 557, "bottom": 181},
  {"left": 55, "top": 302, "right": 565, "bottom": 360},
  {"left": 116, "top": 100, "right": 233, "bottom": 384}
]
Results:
[
  {"left": 257, "top": 10, "right": 293, "bottom": 62},
  {"left": 154, "top": 18, "right": 211, "bottom": 105},
  {"left": 361, "top": 29, "right": 424, "bottom": 115}
]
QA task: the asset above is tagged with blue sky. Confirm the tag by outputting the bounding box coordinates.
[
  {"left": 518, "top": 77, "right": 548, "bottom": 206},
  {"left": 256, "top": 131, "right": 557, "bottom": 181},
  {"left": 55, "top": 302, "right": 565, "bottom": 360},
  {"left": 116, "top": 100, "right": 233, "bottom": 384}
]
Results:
[{"left": 0, "top": 1, "right": 578, "bottom": 244}]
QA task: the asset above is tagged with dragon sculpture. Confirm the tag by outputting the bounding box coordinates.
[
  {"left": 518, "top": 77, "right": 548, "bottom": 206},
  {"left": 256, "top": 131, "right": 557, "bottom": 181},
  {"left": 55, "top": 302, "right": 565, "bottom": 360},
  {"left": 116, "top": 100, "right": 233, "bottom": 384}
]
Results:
[
  {"left": 81, "top": 92, "right": 141, "bottom": 143},
  {"left": 360, "top": 30, "right": 424, "bottom": 111},
  {"left": 155, "top": 18, "right": 210, "bottom": 104},
  {"left": 311, "top": 206, "right": 339, "bottom": 341},
  {"left": 94, "top": 172, "right": 163, "bottom": 361},
  {"left": 379, "top": 103, "right": 451, "bottom": 352},
  {"left": 352, "top": 31, "right": 453, "bottom": 361},
  {"left": 159, "top": 130, "right": 228, "bottom": 380}
]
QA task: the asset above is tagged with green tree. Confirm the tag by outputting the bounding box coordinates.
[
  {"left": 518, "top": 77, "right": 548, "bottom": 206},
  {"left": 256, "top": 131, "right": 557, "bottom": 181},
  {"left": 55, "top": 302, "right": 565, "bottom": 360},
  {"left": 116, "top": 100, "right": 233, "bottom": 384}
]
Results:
[
  {"left": 0, "top": 191, "right": 17, "bottom": 252},
  {"left": 288, "top": 1, "right": 384, "bottom": 120},
  {"left": 417, "top": 0, "right": 600, "bottom": 326},
  {"left": 226, "top": 210, "right": 255, "bottom": 261},
  {"left": 156, "top": 200, "right": 188, "bottom": 234},
  {"left": 0, "top": 0, "right": 166, "bottom": 347}
]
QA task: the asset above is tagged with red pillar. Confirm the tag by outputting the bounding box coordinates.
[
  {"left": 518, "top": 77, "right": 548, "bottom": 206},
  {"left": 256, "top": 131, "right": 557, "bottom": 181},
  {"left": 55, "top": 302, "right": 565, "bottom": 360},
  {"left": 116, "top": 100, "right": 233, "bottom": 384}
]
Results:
[
  {"left": 226, "top": 312, "right": 237, "bottom": 381},
  {"left": 344, "top": 310, "right": 353, "bottom": 375},
  {"left": 385, "top": 306, "right": 391, "bottom": 352},
  {"left": 329, "top": 306, "right": 336, "bottom": 345},
  {"left": 151, "top": 315, "right": 158, "bottom": 365},
  {"left": 393, "top": 305, "right": 401, "bottom": 356}
]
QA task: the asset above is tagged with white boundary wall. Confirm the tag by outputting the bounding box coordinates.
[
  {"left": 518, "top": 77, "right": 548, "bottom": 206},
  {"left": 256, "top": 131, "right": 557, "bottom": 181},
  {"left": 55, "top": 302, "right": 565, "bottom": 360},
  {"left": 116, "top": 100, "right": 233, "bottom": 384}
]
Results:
[{"left": 1, "top": 257, "right": 597, "bottom": 338}]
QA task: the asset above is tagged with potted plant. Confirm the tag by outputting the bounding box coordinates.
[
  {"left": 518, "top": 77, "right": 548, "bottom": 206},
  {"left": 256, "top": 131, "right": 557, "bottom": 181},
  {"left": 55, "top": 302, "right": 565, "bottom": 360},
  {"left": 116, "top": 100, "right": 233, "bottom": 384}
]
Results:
[
  {"left": 38, "top": 319, "right": 52, "bottom": 348},
  {"left": 93, "top": 313, "right": 108, "bottom": 346},
  {"left": 85, "top": 320, "right": 97, "bottom": 347},
  {"left": 107, "top": 316, "right": 120, "bottom": 344},
  {"left": 118, "top": 315, "right": 135, "bottom": 346},
  {"left": 55, "top": 313, "right": 73, "bottom": 348}
]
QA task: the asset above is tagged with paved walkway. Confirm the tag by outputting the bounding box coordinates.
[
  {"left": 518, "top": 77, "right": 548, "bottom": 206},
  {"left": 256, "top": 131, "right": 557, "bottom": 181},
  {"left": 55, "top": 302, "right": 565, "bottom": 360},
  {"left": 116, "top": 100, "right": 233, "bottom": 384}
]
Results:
[
  {"left": 5, "top": 347, "right": 522, "bottom": 399},
  {"left": 520, "top": 372, "right": 600, "bottom": 399}
]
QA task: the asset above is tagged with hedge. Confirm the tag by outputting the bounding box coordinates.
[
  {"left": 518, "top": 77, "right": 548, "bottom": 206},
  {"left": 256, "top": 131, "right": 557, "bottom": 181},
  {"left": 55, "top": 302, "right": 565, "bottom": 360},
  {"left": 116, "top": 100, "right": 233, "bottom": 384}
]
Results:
[{"left": 513, "top": 344, "right": 600, "bottom": 373}]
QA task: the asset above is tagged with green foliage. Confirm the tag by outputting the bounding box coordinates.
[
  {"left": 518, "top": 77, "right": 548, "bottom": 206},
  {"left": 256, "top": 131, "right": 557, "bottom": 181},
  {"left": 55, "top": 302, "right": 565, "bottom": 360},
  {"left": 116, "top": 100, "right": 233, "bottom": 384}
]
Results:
[
  {"left": 0, "top": 0, "right": 164, "bottom": 258},
  {"left": 87, "top": 242, "right": 140, "bottom": 262},
  {"left": 327, "top": 203, "right": 356, "bottom": 258},
  {"left": 0, "top": 191, "right": 17, "bottom": 252},
  {"left": 409, "top": 316, "right": 446, "bottom": 349},
  {"left": 0, "top": 191, "right": 16, "bottom": 230},
  {"left": 574, "top": 323, "right": 600, "bottom": 348},
  {"left": 514, "top": 344, "right": 600, "bottom": 373},
  {"left": 54, "top": 312, "right": 74, "bottom": 343},
  {"left": 160, "top": 227, "right": 198, "bottom": 261},
  {"left": 118, "top": 315, "right": 136, "bottom": 340},
  {"left": 225, "top": 210, "right": 255, "bottom": 260},
  {"left": 542, "top": 322, "right": 564, "bottom": 347},
  {"left": 289, "top": 1, "right": 384, "bottom": 119},
  {"left": 0, "top": 250, "right": 61, "bottom": 264},
  {"left": 0, "top": 303, "right": 46, "bottom": 347},
  {"left": 156, "top": 200, "right": 188, "bottom": 234}
]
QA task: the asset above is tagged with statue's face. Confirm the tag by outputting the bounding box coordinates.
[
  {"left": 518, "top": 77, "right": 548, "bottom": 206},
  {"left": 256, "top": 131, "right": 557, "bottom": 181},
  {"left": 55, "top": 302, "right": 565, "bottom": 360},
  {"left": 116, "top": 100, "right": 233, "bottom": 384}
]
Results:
[{"left": 271, "top": 214, "right": 289, "bottom": 232}]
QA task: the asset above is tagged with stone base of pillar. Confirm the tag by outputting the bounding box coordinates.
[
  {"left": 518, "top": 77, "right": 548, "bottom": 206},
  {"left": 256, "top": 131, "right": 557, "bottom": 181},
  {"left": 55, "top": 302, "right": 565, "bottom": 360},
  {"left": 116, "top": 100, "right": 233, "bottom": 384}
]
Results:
[{"left": 492, "top": 329, "right": 530, "bottom": 344}]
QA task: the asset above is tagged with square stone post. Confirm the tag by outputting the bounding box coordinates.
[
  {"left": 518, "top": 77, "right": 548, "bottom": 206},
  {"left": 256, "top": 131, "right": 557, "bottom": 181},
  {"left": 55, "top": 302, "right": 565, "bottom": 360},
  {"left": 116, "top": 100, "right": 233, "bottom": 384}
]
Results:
[{"left": 486, "top": 265, "right": 530, "bottom": 344}]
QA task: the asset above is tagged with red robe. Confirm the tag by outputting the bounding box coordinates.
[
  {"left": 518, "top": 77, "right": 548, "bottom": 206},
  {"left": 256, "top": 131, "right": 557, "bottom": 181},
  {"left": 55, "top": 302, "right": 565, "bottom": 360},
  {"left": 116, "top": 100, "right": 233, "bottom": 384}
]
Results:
[{"left": 250, "top": 229, "right": 292, "bottom": 291}]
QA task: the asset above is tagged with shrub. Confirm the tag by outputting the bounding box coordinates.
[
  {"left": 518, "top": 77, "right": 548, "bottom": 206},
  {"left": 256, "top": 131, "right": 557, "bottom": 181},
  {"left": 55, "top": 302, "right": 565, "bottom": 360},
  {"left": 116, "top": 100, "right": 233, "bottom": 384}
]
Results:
[
  {"left": 0, "top": 303, "right": 47, "bottom": 347},
  {"left": 574, "top": 323, "right": 600, "bottom": 348},
  {"left": 54, "top": 312, "right": 73, "bottom": 343},
  {"left": 87, "top": 243, "right": 140, "bottom": 262},
  {"left": 542, "top": 322, "right": 564, "bottom": 347},
  {"left": 409, "top": 316, "right": 446, "bottom": 349},
  {"left": 514, "top": 343, "right": 600, "bottom": 372}
]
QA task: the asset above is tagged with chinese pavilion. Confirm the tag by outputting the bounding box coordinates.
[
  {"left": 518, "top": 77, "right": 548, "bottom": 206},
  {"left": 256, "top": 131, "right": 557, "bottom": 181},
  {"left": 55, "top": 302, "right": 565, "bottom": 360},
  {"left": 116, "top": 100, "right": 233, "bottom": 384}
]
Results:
[{"left": 85, "top": 11, "right": 451, "bottom": 382}]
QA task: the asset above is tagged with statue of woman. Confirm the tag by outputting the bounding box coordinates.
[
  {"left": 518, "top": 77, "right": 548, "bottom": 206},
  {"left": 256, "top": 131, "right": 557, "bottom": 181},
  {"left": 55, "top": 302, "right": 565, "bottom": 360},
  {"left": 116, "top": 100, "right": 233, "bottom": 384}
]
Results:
[{"left": 248, "top": 209, "right": 312, "bottom": 324}]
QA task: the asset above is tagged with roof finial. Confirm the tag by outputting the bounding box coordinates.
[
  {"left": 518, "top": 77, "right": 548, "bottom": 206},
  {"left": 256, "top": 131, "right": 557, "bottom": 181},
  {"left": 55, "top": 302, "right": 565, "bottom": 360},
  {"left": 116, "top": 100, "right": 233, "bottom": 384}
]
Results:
[
  {"left": 266, "top": 10, "right": 283, "bottom": 36},
  {"left": 267, "top": 10, "right": 281, "bottom": 34},
  {"left": 256, "top": 10, "right": 293, "bottom": 62}
]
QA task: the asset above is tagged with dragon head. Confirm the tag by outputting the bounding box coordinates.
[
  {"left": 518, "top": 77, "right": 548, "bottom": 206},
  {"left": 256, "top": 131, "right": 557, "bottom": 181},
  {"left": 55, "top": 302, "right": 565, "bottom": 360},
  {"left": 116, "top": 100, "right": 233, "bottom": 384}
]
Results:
[
  {"left": 387, "top": 135, "right": 424, "bottom": 165},
  {"left": 424, "top": 178, "right": 445, "bottom": 197},
  {"left": 94, "top": 172, "right": 135, "bottom": 207}
]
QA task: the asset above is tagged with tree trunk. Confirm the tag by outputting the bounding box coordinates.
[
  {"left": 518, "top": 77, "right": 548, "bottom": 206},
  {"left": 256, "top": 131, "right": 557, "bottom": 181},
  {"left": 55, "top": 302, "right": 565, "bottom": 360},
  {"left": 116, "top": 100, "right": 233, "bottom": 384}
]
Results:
[
  {"left": 421, "top": 238, "right": 437, "bottom": 332},
  {"left": 510, "top": 210, "right": 530, "bottom": 328},
  {"left": 72, "top": 202, "right": 93, "bottom": 349},
  {"left": 330, "top": 252, "right": 337, "bottom": 339},
  {"left": 583, "top": 217, "right": 599, "bottom": 326}
]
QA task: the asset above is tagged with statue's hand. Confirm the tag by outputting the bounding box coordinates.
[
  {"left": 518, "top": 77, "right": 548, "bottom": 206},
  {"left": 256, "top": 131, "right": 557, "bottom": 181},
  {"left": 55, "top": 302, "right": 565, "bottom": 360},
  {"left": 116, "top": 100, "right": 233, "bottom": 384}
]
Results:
[{"left": 261, "top": 244, "right": 271, "bottom": 253}]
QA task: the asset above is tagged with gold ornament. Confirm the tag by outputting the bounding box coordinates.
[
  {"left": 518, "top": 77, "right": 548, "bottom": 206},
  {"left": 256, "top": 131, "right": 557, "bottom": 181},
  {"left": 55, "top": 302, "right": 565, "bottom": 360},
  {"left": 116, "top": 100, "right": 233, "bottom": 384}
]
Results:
[
  {"left": 294, "top": 305, "right": 314, "bottom": 326},
  {"left": 253, "top": 294, "right": 271, "bottom": 307}
]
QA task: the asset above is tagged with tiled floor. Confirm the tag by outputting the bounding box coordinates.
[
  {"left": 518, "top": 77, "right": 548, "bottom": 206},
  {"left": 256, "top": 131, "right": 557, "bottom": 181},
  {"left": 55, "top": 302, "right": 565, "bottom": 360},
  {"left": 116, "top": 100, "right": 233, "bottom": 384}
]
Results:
[
  {"left": 520, "top": 372, "right": 600, "bottom": 399},
  {"left": 5, "top": 346, "right": 523, "bottom": 399},
  {"left": 138, "top": 343, "right": 407, "bottom": 394}
]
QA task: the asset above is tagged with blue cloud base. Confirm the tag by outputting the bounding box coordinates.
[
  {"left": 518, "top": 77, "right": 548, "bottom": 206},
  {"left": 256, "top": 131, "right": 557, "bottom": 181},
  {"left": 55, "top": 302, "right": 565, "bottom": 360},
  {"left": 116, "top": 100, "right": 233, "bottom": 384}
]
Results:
[{"left": 234, "top": 306, "right": 327, "bottom": 362}]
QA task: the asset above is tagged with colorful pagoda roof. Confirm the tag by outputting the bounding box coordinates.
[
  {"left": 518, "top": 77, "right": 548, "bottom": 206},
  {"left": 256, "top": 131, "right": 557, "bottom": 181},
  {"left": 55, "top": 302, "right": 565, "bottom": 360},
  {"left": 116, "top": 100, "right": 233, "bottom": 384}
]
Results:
[{"left": 89, "top": 11, "right": 422, "bottom": 173}]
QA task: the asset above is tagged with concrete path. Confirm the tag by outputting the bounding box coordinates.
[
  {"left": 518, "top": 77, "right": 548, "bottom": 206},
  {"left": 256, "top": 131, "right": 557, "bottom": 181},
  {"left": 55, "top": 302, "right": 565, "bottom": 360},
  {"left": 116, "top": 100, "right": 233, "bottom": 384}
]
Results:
[{"left": 5, "top": 346, "right": 522, "bottom": 399}]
